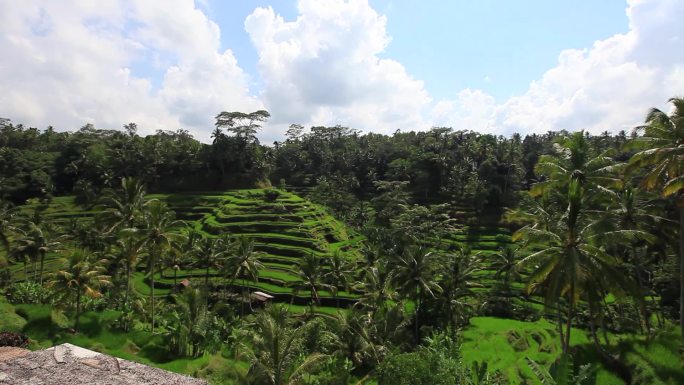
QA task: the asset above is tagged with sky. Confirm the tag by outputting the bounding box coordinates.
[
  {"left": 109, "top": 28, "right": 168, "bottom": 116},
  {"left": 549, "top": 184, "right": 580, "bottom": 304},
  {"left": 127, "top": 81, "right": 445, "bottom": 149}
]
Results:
[{"left": 0, "top": 0, "right": 682, "bottom": 143}]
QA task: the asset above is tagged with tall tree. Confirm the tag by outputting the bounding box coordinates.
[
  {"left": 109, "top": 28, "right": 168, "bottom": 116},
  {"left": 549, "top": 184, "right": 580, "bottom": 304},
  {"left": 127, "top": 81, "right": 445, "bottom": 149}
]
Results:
[
  {"left": 142, "top": 199, "right": 182, "bottom": 333},
  {"left": 48, "top": 250, "right": 111, "bottom": 332},
  {"left": 241, "top": 304, "right": 326, "bottom": 385},
  {"left": 100, "top": 177, "right": 146, "bottom": 233},
  {"left": 627, "top": 97, "right": 684, "bottom": 339},
  {"left": 12, "top": 221, "right": 64, "bottom": 284},
  {"left": 391, "top": 245, "right": 441, "bottom": 341}
]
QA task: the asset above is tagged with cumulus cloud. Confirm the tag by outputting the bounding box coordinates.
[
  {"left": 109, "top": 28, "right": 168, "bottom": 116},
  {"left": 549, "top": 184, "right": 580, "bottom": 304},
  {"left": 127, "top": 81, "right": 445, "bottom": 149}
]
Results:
[
  {"left": 0, "top": 0, "right": 259, "bottom": 141},
  {"left": 245, "top": 0, "right": 431, "bottom": 138},
  {"left": 435, "top": 0, "right": 684, "bottom": 135}
]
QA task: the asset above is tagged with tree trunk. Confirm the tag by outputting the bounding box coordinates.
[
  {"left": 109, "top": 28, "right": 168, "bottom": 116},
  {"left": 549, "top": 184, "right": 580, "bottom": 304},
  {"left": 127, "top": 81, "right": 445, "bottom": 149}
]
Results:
[
  {"left": 564, "top": 284, "right": 574, "bottom": 353},
  {"left": 151, "top": 256, "right": 156, "bottom": 334},
  {"left": 679, "top": 206, "right": 684, "bottom": 342},
  {"left": 124, "top": 264, "right": 131, "bottom": 309},
  {"left": 75, "top": 289, "right": 82, "bottom": 333},
  {"left": 557, "top": 305, "right": 565, "bottom": 350},
  {"left": 39, "top": 250, "right": 46, "bottom": 285}
]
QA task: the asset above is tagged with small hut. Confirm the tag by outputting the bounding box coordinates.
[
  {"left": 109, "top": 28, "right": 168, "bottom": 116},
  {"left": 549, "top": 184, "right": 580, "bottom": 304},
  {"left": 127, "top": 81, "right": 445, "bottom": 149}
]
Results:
[
  {"left": 251, "top": 291, "right": 274, "bottom": 308},
  {"left": 174, "top": 278, "right": 192, "bottom": 293}
]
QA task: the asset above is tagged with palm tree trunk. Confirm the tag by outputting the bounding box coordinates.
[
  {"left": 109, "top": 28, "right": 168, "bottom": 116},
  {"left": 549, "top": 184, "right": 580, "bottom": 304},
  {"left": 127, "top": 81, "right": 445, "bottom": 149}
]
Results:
[
  {"left": 556, "top": 305, "right": 565, "bottom": 350},
  {"left": 151, "top": 256, "right": 156, "bottom": 334},
  {"left": 125, "top": 264, "right": 131, "bottom": 309},
  {"left": 564, "top": 283, "right": 575, "bottom": 353},
  {"left": 75, "top": 289, "right": 82, "bottom": 333},
  {"left": 679, "top": 206, "right": 684, "bottom": 341},
  {"left": 39, "top": 250, "right": 46, "bottom": 285}
]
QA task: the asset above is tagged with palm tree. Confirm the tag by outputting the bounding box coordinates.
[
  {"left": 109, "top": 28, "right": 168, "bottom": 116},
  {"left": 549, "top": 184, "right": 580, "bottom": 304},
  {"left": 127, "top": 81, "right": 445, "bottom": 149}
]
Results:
[
  {"left": 440, "top": 245, "right": 483, "bottom": 329},
  {"left": 241, "top": 304, "right": 326, "bottom": 385},
  {"left": 0, "top": 203, "right": 18, "bottom": 255},
  {"left": 514, "top": 178, "right": 642, "bottom": 353},
  {"left": 193, "top": 236, "right": 227, "bottom": 287},
  {"left": 391, "top": 245, "right": 441, "bottom": 341},
  {"left": 227, "top": 237, "right": 264, "bottom": 316},
  {"left": 323, "top": 250, "right": 354, "bottom": 308},
  {"left": 492, "top": 245, "right": 520, "bottom": 298},
  {"left": 100, "top": 177, "right": 146, "bottom": 233},
  {"left": 292, "top": 253, "right": 333, "bottom": 312},
  {"left": 142, "top": 199, "right": 182, "bottom": 333},
  {"left": 13, "top": 222, "right": 64, "bottom": 284},
  {"left": 112, "top": 228, "right": 146, "bottom": 309},
  {"left": 626, "top": 97, "right": 684, "bottom": 339},
  {"left": 355, "top": 265, "right": 397, "bottom": 318},
  {"left": 47, "top": 250, "right": 111, "bottom": 332}
]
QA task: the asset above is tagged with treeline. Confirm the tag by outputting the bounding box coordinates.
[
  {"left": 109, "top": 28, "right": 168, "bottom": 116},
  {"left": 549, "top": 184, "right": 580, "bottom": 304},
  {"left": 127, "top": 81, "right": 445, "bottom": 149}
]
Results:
[{"left": 0, "top": 114, "right": 629, "bottom": 215}]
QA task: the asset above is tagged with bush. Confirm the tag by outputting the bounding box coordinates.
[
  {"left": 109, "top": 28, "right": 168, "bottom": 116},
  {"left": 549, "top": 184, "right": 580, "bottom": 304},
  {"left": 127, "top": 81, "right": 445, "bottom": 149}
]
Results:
[
  {"left": 263, "top": 189, "right": 281, "bottom": 202},
  {"left": 0, "top": 331, "right": 29, "bottom": 347},
  {"left": 7, "top": 281, "right": 49, "bottom": 304},
  {"left": 377, "top": 351, "right": 461, "bottom": 385}
]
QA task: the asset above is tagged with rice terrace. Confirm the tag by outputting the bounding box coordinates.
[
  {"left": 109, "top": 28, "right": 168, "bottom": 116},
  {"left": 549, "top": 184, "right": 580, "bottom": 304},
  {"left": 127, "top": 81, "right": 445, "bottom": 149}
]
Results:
[{"left": 1, "top": 1, "right": 684, "bottom": 385}]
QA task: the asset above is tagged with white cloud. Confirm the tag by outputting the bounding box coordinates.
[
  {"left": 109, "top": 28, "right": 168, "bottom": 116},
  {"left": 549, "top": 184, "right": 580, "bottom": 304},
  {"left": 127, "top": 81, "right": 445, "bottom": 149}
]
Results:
[
  {"left": 245, "top": 0, "right": 431, "bottom": 139},
  {"left": 0, "top": 0, "right": 259, "bottom": 141},
  {"left": 435, "top": 0, "right": 684, "bottom": 135}
]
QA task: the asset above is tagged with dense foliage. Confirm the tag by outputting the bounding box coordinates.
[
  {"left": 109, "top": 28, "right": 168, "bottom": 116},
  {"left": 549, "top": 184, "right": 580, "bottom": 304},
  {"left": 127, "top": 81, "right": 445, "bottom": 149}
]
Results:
[{"left": 0, "top": 98, "right": 683, "bottom": 385}]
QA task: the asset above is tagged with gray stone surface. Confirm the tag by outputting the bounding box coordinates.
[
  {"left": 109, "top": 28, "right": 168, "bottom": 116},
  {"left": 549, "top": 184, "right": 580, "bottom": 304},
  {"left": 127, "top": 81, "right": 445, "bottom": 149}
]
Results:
[{"left": 0, "top": 343, "right": 207, "bottom": 385}]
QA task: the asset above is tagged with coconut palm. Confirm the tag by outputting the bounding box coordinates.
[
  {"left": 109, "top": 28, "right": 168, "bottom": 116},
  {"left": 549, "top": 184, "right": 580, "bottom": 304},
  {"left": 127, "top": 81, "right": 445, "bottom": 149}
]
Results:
[
  {"left": 391, "top": 245, "right": 441, "bottom": 341},
  {"left": 112, "top": 228, "right": 146, "bottom": 309},
  {"left": 323, "top": 250, "right": 354, "bottom": 308},
  {"left": 241, "top": 304, "right": 327, "bottom": 385},
  {"left": 0, "top": 203, "right": 18, "bottom": 255},
  {"left": 355, "top": 265, "right": 397, "bottom": 318},
  {"left": 142, "top": 199, "right": 183, "bottom": 333},
  {"left": 492, "top": 245, "right": 521, "bottom": 297},
  {"left": 12, "top": 221, "right": 64, "bottom": 284},
  {"left": 514, "top": 178, "right": 642, "bottom": 353},
  {"left": 193, "top": 236, "right": 227, "bottom": 287},
  {"left": 440, "top": 244, "right": 483, "bottom": 329},
  {"left": 47, "top": 250, "right": 111, "bottom": 332},
  {"left": 100, "top": 177, "right": 146, "bottom": 233},
  {"left": 626, "top": 97, "right": 684, "bottom": 339},
  {"left": 292, "top": 252, "right": 333, "bottom": 312},
  {"left": 226, "top": 236, "right": 264, "bottom": 315}
]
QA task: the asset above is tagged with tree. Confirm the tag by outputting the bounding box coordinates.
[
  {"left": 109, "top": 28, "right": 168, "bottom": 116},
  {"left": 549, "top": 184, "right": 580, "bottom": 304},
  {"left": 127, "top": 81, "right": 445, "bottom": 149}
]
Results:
[
  {"left": 99, "top": 177, "right": 146, "bottom": 233},
  {"left": 12, "top": 221, "right": 64, "bottom": 284},
  {"left": 292, "top": 253, "right": 334, "bottom": 313},
  {"left": 391, "top": 245, "right": 441, "bottom": 341},
  {"left": 226, "top": 237, "right": 264, "bottom": 316},
  {"left": 439, "top": 245, "right": 483, "bottom": 329},
  {"left": 514, "top": 132, "right": 643, "bottom": 352},
  {"left": 142, "top": 199, "right": 182, "bottom": 333},
  {"left": 323, "top": 250, "right": 354, "bottom": 308},
  {"left": 0, "top": 203, "right": 18, "bottom": 255},
  {"left": 627, "top": 97, "right": 684, "bottom": 340},
  {"left": 48, "top": 250, "right": 111, "bottom": 332},
  {"left": 491, "top": 246, "right": 521, "bottom": 299},
  {"left": 215, "top": 110, "right": 271, "bottom": 143},
  {"left": 241, "top": 304, "right": 327, "bottom": 385},
  {"left": 194, "top": 236, "right": 227, "bottom": 287},
  {"left": 112, "top": 228, "right": 146, "bottom": 309}
]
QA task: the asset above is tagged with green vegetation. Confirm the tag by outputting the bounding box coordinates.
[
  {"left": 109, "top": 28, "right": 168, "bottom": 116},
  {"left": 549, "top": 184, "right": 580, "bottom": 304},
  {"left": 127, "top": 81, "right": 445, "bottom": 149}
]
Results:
[{"left": 1, "top": 98, "right": 684, "bottom": 384}]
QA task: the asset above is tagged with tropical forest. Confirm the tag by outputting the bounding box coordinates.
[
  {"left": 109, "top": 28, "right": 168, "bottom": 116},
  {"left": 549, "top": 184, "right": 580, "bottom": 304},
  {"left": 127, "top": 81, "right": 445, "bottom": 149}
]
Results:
[{"left": 1, "top": 97, "right": 683, "bottom": 384}]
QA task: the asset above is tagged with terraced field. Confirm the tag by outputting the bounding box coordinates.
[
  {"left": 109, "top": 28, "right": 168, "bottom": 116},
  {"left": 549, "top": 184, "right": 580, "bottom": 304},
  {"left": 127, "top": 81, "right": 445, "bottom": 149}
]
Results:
[{"left": 7, "top": 190, "right": 366, "bottom": 311}]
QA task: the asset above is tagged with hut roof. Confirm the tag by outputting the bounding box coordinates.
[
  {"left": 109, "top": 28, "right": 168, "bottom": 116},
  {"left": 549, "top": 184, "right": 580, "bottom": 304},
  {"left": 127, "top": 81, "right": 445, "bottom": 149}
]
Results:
[
  {"left": 252, "top": 291, "right": 274, "bottom": 302},
  {"left": 0, "top": 343, "right": 207, "bottom": 384}
]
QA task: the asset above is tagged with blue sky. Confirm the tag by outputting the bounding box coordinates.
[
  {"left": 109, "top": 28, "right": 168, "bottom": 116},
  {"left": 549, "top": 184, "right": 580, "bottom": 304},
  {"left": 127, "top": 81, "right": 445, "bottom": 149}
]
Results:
[
  {"left": 196, "top": 0, "right": 630, "bottom": 101},
  {"left": 1, "top": 0, "right": 681, "bottom": 142}
]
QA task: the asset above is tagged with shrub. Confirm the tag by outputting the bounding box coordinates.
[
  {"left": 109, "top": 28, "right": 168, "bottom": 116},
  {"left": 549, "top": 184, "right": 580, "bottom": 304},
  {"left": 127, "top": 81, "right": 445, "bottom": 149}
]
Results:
[
  {"left": 263, "top": 189, "right": 281, "bottom": 202},
  {"left": 7, "top": 281, "right": 49, "bottom": 304},
  {"left": 377, "top": 351, "right": 461, "bottom": 385},
  {"left": 0, "top": 331, "right": 29, "bottom": 347}
]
